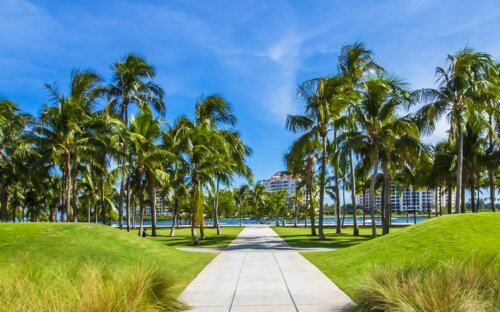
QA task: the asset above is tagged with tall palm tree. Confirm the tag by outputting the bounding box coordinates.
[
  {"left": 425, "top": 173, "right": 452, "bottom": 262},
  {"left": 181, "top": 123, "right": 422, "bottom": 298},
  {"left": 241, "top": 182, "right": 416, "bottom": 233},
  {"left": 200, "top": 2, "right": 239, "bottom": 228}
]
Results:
[
  {"left": 108, "top": 53, "right": 166, "bottom": 229},
  {"left": 35, "top": 70, "right": 102, "bottom": 222},
  {"left": 194, "top": 95, "right": 252, "bottom": 235},
  {"left": 249, "top": 184, "right": 266, "bottom": 222},
  {"left": 337, "top": 42, "right": 382, "bottom": 236},
  {"left": 128, "top": 110, "right": 171, "bottom": 237},
  {"left": 234, "top": 184, "right": 250, "bottom": 226},
  {"left": 345, "top": 76, "right": 418, "bottom": 237},
  {"left": 284, "top": 137, "right": 318, "bottom": 236},
  {"left": 287, "top": 76, "right": 347, "bottom": 240},
  {"left": 416, "top": 48, "right": 495, "bottom": 214}
]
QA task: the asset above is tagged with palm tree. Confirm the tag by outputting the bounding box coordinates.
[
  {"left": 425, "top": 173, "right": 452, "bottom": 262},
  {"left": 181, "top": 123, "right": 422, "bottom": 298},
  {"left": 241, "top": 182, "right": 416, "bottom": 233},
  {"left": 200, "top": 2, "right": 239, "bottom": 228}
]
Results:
[
  {"left": 345, "top": 76, "right": 418, "bottom": 237},
  {"left": 234, "top": 184, "right": 250, "bottom": 226},
  {"left": 284, "top": 138, "right": 317, "bottom": 236},
  {"left": 162, "top": 118, "right": 190, "bottom": 236},
  {"left": 193, "top": 95, "right": 252, "bottom": 235},
  {"left": 416, "top": 48, "right": 495, "bottom": 214},
  {"left": 34, "top": 70, "right": 102, "bottom": 222},
  {"left": 248, "top": 184, "right": 266, "bottom": 222},
  {"left": 337, "top": 42, "right": 382, "bottom": 236},
  {"left": 0, "top": 100, "right": 31, "bottom": 222},
  {"left": 128, "top": 110, "right": 171, "bottom": 237},
  {"left": 287, "top": 76, "right": 348, "bottom": 240},
  {"left": 108, "top": 53, "right": 166, "bottom": 229}
]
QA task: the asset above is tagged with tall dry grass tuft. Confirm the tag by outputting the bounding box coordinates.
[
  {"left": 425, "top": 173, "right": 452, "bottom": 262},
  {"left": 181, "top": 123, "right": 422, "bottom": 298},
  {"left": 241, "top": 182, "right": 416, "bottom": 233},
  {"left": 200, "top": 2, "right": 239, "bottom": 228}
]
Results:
[
  {"left": 352, "top": 253, "right": 500, "bottom": 312},
  {"left": 0, "top": 262, "right": 185, "bottom": 312}
]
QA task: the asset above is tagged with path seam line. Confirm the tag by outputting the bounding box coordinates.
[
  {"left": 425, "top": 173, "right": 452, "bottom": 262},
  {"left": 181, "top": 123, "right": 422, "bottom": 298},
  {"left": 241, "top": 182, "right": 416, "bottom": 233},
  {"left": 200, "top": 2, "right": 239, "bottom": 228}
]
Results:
[
  {"left": 228, "top": 252, "right": 247, "bottom": 312},
  {"left": 272, "top": 251, "right": 299, "bottom": 312}
]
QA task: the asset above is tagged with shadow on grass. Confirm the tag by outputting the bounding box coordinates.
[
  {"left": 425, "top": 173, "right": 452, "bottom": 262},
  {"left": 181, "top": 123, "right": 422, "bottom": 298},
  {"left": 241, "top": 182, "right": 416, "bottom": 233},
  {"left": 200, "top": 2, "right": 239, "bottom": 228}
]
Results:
[{"left": 278, "top": 233, "right": 374, "bottom": 249}]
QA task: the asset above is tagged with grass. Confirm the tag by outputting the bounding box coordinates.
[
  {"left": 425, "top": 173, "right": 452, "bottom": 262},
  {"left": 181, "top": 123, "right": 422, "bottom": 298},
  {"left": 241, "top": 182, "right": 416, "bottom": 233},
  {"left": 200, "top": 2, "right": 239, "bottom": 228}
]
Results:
[
  {"left": 353, "top": 254, "right": 500, "bottom": 312},
  {"left": 0, "top": 223, "right": 228, "bottom": 311},
  {"left": 296, "top": 213, "right": 500, "bottom": 299},
  {"left": 150, "top": 226, "right": 243, "bottom": 248},
  {"left": 272, "top": 226, "right": 404, "bottom": 249}
]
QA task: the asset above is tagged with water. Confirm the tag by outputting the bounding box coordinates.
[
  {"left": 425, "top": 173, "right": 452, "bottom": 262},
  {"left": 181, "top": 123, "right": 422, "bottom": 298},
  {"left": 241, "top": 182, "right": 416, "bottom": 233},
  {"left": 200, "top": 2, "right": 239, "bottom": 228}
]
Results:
[{"left": 120, "top": 216, "right": 429, "bottom": 227}]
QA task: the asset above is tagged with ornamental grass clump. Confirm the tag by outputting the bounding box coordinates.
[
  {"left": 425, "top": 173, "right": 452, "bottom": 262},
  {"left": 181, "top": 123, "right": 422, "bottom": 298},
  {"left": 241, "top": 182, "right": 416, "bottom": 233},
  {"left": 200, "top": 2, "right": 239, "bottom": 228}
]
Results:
[
  {"left": 0, "top": 261, "right": 185, "bottom": 312},
  {"left": 352, "top": 253, "right": 500, "bottom": 312}
]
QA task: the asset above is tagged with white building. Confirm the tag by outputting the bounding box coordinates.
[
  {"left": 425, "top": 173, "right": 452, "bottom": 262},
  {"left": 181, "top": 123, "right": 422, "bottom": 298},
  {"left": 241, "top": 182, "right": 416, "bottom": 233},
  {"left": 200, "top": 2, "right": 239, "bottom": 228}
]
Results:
[
  {"left": 145, "top": 193, "right": 170, "bottom": 216},
  {"left": 357, "top": 183, "right": 455, "bottom": 213},
  {"left": 260, "top": 171, "right": 297, "bottom": 198}
]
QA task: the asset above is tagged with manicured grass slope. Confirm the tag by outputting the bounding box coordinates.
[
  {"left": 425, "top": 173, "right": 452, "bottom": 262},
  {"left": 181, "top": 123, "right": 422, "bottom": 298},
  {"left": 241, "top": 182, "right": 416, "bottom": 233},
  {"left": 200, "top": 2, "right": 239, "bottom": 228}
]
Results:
[
  {"left": 0, "top": 223, "right": 216, "bottom": 296},
  {"left": 302, "top": 213, "right": 500, "bottom": 296}
]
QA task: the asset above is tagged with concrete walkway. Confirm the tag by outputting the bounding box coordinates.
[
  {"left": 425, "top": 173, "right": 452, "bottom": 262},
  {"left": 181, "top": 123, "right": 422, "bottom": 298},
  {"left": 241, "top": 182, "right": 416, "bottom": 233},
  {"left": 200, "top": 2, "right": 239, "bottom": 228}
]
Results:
[{"left": 180, "top": 225, "right": 353, "bottom": 311}]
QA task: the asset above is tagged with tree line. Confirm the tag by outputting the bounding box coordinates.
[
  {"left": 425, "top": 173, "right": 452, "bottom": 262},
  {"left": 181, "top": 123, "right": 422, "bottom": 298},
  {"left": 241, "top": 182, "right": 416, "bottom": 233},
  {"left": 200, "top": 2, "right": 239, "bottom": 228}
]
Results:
[
  {"left": 285, "top": 43, "right": 499, "bottom": 239},
  {"left": 0, "top": 54, "right": 258, "bottom": 244}
]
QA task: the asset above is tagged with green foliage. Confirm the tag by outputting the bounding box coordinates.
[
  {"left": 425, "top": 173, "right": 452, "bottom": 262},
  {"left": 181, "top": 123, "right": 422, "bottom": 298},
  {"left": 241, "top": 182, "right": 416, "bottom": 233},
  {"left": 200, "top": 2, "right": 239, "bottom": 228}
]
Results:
[
  {"left": 0, "top": 262, "right": 184, "bottom": 312},
  {"left": 353, "top": 253, "right": 500, "bottom": 312}
]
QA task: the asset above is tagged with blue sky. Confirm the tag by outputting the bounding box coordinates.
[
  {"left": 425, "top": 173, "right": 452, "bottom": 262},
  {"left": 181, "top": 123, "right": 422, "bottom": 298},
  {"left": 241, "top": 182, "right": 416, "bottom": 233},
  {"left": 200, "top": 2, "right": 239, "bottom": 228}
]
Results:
[{"left": 1, "top": 0, "right": 499, "bottom": 185}]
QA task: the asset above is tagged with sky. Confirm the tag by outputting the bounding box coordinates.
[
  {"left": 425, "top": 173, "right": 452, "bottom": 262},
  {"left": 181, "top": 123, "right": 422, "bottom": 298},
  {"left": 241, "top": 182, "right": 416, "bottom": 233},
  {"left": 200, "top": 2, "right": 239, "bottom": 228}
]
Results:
[{"left": 1, "top": 0, "right": 499, "bottom": 186}]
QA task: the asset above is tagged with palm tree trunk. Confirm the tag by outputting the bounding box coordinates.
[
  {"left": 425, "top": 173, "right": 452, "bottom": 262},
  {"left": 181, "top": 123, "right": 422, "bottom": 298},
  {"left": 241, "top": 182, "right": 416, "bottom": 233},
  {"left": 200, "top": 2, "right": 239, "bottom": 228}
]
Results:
[
  {"left": 71, "top": 162, "right": 78, "bottom": 222},
  {"left": 489, "top": 170, "right": 495, "bottom": 212},
  {"left": 308, "top": 182, "right": 316, "bottom": 236},
  {"left": 341, "top": 178, "right": 346, "bottom": 228},
  {"left": 362, "top": 189, "right": 366, "bottom": 226},
  {"left": 214, "top": 178, "right": 221, "bottom": 235},
  {"left": 461, "top": 184, "right": 466, "bottom": 213},
  {"left": 293, "top": 191, "right": 298, "bottom": 227},
  {"left": 447, "top": 186, "right": 452, "bottom": 214},
  {"left": 349, "top": 150, "right": 359, "bottom": 236},
  {"left": 170, "top": 198, "right": 178, "bottom": 237},
  {"left": 132, "top": 199, "right": 136, "bottom": 229},
  {"left": 138, "top": 171, "right": 145, "bottom": 237},
  {"left": 117, "top": 103, "right": 129, "bottom": 229},
  {"left": 470, "top": 180, "right": 476, "bottom": 213},
  {"left": 191, "top": 180, "right": 200, "bottom": 245},
  {"left": 150, "top": 185, "right": 157, "bottom": 236},
  {"left": 318, "top": 135, "right": 327, "bottom": 240},
  {"left": 191, "top": 212, "right": 198, "bottom": 244},
  {"left": 333, "top": 131, "right": 341, "bottom": 235},
  {"left": 12, "top": 189, "right": 17, "bottom": 222},
  {"left": 455, "top": 117, "right": 463, "bottom": 214},
  {"left": 64, "top": 155, "right": 72, "bottom": 222},
  {"left": 238, "top": 203, "right": 243, "bottom": 227},
  {"left": 126, "top": 177, "right": 131, "bottom": 231},
  {"left": 382, "top": 162, "right": 391, "bottom": 235},
  {"left": 100, "top": 177, "right": 105, "bottom": 225},
  {"left": 369, "top": 145, "right": 379, "bottom": 237},
  {"left": 434, "top": 187, "right": 439, "bottom": 217},
  {"left": 118, "top": 168, "right": 126, "bottom": 229},
  {"left": 1, "top": 186, "right": 7, "bottom": 222}
]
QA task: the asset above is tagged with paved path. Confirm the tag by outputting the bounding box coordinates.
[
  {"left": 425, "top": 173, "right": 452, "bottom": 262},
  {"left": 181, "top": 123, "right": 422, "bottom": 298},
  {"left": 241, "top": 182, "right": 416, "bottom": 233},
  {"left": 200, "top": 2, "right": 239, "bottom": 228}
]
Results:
[{"left": 180, "top": 225, "right": 353, "bottom": 311}]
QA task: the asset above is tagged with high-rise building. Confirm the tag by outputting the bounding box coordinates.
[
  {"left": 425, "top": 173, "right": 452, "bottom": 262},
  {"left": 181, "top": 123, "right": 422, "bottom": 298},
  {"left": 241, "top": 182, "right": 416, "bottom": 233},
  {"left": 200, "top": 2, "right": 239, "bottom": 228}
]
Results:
[
  {"left": 357, "top": 183, "right": 455, "bottom": 212},
  {"left": 259, "top": 171, "right": 297, "bottom": 198},
  {"left": 145, "top": 192, "right": 170, "bottom": 216}
]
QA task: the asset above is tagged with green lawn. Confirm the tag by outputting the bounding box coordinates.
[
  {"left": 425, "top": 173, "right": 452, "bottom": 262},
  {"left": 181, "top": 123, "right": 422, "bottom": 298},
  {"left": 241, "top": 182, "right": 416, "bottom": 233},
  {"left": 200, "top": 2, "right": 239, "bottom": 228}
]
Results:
[
  {"left": 272, "top": 226, "right": 404, "bottom": 248},
  {"left": 0, "top": 223, "right": 219, "bottom": 297},
  {"left": 297, "top": 213, "right": 500, "bottom": 297},
  {"left": 151, "top": 226, "right": 243, "bottom": 248}
]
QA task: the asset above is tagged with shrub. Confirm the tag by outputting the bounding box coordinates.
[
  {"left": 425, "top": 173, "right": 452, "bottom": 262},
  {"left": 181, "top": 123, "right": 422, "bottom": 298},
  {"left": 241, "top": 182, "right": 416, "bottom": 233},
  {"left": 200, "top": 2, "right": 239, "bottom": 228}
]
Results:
[
  {"left": 0, "top": 261, "right": 185, "bottom": 312},
  {"left": 352, "top": 253, "right": 500, "bottom": 312}
]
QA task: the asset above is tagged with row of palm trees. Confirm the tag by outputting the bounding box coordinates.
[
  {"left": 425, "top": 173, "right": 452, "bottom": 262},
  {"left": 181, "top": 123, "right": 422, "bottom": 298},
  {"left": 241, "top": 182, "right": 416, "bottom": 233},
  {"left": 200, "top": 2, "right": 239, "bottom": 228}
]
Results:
[
  {"left": 286, "top": 43, "right": 499, "bottom": 239},
  {"left": 0, "top": 54, "right": 252, "bottom": 243}
]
